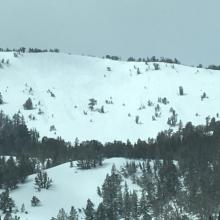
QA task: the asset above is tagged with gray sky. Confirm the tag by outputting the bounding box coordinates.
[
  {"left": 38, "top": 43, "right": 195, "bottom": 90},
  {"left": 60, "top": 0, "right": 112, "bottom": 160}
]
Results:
[{"left": 0, "top": 0, "right": 220, "bottom": 65}]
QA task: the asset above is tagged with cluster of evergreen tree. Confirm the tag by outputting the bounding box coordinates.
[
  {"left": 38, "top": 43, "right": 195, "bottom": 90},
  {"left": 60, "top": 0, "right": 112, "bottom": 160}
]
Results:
[
  {"left": 51, "top": 206, "right": 78, "bottom": 220},
  {"left": 127, "top": 56, "right": 181, "bottom": 64},
  {"left": 76, "top": 140, "right": 103, "bottom": 169},
  {"left": 0, "top": 189, "right": 15, "bottom": 214},
  {"left": 105, "top": 55, "right": 121, "bottom": 61},
  {"left": 2, "top": 109, "right": 220, "bottom": 171},
  {"left": 34, "top": 170, "right": 52, "bottom": 190},
  {"left": 121, "top": 156, "right": 220, "bottom": 219},
  {"left": 0, "top": 47, "right": 59, "bottom": 53},
  {"left": 207, "top": 65, "right": 220, "bottom": 70},
  {"left": 0, "top": 156, "right": 36, "bottom": 189}
]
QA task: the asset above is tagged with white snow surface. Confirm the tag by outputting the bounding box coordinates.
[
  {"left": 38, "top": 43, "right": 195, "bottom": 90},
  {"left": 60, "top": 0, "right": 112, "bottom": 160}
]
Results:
[{"left": 0, "top": 52, "right": 219, "bottom": 143}]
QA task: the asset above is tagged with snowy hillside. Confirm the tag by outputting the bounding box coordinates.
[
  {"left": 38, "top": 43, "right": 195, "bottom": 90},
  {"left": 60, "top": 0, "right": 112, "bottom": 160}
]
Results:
[
  {"left": 0, "top": 52, "right": 219, "bottom": 142},
  {"left": 8, "top": 158, "right": 135, "bottom": 220}
]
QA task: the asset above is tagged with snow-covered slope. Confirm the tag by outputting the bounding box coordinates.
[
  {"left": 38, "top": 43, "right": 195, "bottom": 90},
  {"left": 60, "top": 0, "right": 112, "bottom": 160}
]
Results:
[
  {"left": 0, "top": 52, "right": 219, "bottom": 142},
  {"left": 8, "top": 158, "right": 135, "bottom": 220}
]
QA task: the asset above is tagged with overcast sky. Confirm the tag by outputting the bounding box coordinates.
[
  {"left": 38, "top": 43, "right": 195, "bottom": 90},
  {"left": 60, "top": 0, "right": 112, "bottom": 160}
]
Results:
[{"left": 0, "top": 0, "right": 219, "bottom": 65}]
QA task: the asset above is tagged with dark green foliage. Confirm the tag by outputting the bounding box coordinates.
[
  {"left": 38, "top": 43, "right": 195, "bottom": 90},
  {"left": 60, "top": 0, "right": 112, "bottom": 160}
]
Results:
[
  {"left": 31, "top": 196, "right": 40, "bottom": 207},
  {"left": 95, "top": 203, "right": 106, "bottom": 220},
  {"left": 76, "top": 140, "right": 103, "bottom": 169},
  {"left": 0, "top": 93, "right": 3, "bottom": 105},
  {"left": 84, "top": 199, "right": 95, "bottom": 220},
  {"left": 23, "top": 98, "right": 33, "bottom": 110},
  {"left": 99, "top": 165, "right": 123, "bottom": 220},
  {"left": 88, "top": 98, "right": 97, "bottom": 111},
  {"left": 179, "top": 86, "right": 184, "bottom": 96},
  {"left": 69, "top": 206, "right": 78, "bottom": 220},
  {"left": 34, "top": 171, "right": 52, "bottom": 190},
  {"left": 0, "top": 189, "right": 14, "bottom": 213},
  {"left": 153, "top": 63, "right": 160, "bottom": 70}
]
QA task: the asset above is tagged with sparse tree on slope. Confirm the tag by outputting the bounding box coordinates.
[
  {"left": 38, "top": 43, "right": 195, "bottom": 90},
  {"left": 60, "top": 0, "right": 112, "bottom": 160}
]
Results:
[{"left": 23, "top": 97, "right": 33, "bottom": 110}]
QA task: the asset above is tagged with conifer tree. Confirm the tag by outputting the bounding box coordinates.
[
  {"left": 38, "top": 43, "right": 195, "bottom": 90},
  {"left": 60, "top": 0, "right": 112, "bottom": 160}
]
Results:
[
  {"left": 31, "top": 196, "right": 40, "bottom": 207},
  {"left": 84, "top": 199, "right": 95, "bottom": 220},
  {"left": 23, "top": 98, "right": 33, "bottom": 110},
  {"left": 131, "top": 191, "right": 138, "bottom": 220},
  {"left": 69, "top": 206, "right": 78, "bottom": 220},
  {"left": 57, "top": 208, "right": 68, "bottom": 220},
  {"left": 123, "top": 182, "right": 131, "bottom": 220},
  {"left": 0, "top": 189, "right": 14, "bottom": 213},
  {"left": 0, "top": 93, "right": 3, "bottom": 105},
  {"left": 95, "top": 203, "right": 106, "bottom": 220}
]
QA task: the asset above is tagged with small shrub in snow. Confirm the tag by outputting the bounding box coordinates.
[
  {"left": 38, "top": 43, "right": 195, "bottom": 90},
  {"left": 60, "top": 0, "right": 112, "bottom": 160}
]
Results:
[
  {"left": 158, "top": 97, "right": 169, "bottom": 105},
  {"left": 138, "top": 104, "right": 146, "bottom": 110},
  {"left": 88, "top": 98, "right": 97, "bottom": 111},
  {"left": 106, "top": 67, "right": 112, "bottom": 71},
  {"left": 167, "top": 110, "right": 178, "bottom": 127},
  {"left": 50, "top": 125, "right": 56, "bottom": 132},
  {"left": 153, "top": 63, "right": 160, "bottom": 70},
  {"left": 135, "top": 116, "right": 141, "bottom": 124},
  {"left": 99, "top": 106, "right": 105, "bottom": 113},
  {"left": 201, "top": 92, "right": 208, "bottom": 101},
  {"left": 31, "top": 196, "right": 40, "bottom": 207},
  {"left": 137, "top": 68, "right": 141, "bottom": 74},
  {"left": 105, "top": 98, "right": 113, "bottom": 104},
  {"left": 28, "top": 114, "right": 36, "bottom": 121},
  {"left": 13, "top": 52, "right": 18, "bottom": 58},
  {"left": 147, "top": 100, "right": 154, "bottom": 107},
  {"left": 38, "top": 108, "right": 44, "bottom": 115},
  {"left": 23, "top": 98, "right": 33, "bottom": 110},
  {"left": 47, "top": 89, "right": 55, "bottom": 98},
  {"left": 179, "top": 86, "right": 184, "bottom": 96},
  {"left": 21, "top": 203, "right": 25, "bottom": 213}
]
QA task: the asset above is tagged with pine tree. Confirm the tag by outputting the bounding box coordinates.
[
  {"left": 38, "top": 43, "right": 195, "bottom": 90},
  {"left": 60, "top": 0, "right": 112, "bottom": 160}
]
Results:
[
  {"left": 88, "top": 98, "right": 97, "bottom": 111},
  {"left": 84, "top": 199, "right": 95, "bottom": 220},
  {"left": 139, "top": 190, "right": 151, "bottom": 220},
  {"left": 0, "top": 189, "right": 15, "bottom": 213},
  {"left": 101, "top": 165, "right": 123, "bottom": 220},
  {"left": 0, "top": 93, "right": 3, "bottom": 105},
  {"left": 3, "top": 213, "right": 12, "bottom": 220},
  {"left": 31, "top": 196, "right": 40, "bottom": 207},
  {"left": 57, "top": 208, "right": 68, "bottom": 220},
  {"left": 96, "top": 203, "right": 106, "bottom": 220},
  {"left": 179, "top": 86, "right": 184, "bottom": 96},
  {"left": 131, "top": 191, "right": 138, "bottom": 220},
  {"left": 21, "top": 203, "right": 25, "bottom": 213},
  {"left": 34, "top": 171, "right": 52, "bottom": 190},
  {"left": 123, "top": 182, "right": 131, "bottom": 220},
  {"left": 69, "top": 206, "right": 78, "bottom": 220},
  {"left": 23, "top": 98, "right": 33, "bottom": 110}
]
